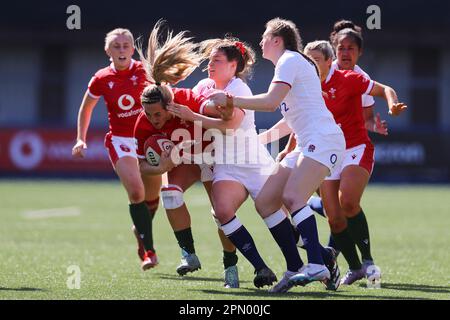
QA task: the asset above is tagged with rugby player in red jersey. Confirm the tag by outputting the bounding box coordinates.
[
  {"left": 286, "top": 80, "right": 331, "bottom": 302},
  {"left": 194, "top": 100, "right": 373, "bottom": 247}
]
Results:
[
  {"left": 134, "top": 21, "right": 240, "bottom": 287},
  {"left": 72, "top": 28, "right": 161, "bottom": 271},
  {"left": 303, "top": 40, "right": 406, "bottom": 287}
]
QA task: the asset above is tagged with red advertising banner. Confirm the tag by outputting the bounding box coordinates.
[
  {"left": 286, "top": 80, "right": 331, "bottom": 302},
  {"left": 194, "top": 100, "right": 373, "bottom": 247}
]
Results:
[{"left": 0, "top": 129, "right": 113, "bottom": 173}]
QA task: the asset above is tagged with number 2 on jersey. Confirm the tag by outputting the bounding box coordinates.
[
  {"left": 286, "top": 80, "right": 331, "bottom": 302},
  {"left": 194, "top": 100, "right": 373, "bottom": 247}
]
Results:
[{"left": 280, "top": 102, "right": 289, "bottom": 112}]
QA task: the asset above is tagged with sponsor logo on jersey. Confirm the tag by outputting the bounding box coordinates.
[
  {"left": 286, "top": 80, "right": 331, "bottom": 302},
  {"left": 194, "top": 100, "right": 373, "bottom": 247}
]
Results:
[
  {"left": 117, "top": 108, "right": 141, "bottom": 118},
  {"left": 108, "top": 81, "right": 114, "bottom": 89},
  {"left": 118, "top": 94, "right": 135, "bottom": 111},
  {"left": 308, "top": 145, "right": 316, "bottom": 153},
  {"left": 120, "top": 144, "right": 131, "bottom": 153}
]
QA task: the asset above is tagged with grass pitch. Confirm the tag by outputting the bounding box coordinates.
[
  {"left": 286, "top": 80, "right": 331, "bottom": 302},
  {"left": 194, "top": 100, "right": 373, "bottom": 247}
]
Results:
[{"left": 0, "top": 180, "right": 449, "bottom": 300}]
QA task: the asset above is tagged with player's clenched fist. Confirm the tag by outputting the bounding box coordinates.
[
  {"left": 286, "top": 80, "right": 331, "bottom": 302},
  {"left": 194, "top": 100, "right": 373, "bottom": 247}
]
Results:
[{"left": 72, "top": 140, "right": 87, "bottom": 158}]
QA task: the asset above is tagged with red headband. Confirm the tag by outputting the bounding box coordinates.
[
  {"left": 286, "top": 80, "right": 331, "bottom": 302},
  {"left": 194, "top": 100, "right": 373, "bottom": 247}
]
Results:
[{"left": 234, "top": 41, "right": 246, "bottom": 57}]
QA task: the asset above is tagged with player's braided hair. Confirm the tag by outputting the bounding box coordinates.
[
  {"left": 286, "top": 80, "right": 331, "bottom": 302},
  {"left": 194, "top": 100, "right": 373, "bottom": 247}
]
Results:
[
  {"left": 199, "top": 35, "right": 256, "bottom": 82},
  {"left": 329, "top": 19, "right": 363, "bottom": 51},
  {"left": 265, "top": 18, "right": 319, "bottom": 76},
  {"left": 137, "top": 20, "right": 204, "bottom": 108}
]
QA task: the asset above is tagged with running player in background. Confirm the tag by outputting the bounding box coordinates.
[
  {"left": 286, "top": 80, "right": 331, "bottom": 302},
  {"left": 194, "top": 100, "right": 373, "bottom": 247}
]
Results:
[
  {"left": 71, "top": 28, "right": 161, "bottom": 271},
  {"left": 304, "top": 40, "right": 406, "bottom": 286},
  {"left": 208, "top": 18, "right": 344, "bottom": 292},
  {"left": 307, "top": 20, "right": 393, "bottom": 250},
  {"left": 134, "top": 21, "right": 240, "bottom": 287}
]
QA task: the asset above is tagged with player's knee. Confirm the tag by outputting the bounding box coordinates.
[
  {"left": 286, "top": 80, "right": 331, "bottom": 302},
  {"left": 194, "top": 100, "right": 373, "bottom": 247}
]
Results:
[
  {"left": 340, "top": 194, "right": 360, "bottom": 215},
  {"left": 127, "top": 187, "right": 145, "bottom": 204},
  {"left": 328, "top": 216, "right": 347, "bottom": 233},
  {"left": 255, "top": 196, "right": 274, "bottom": 216},
  {"left": 282, "top": 193, "right": 301, "bottom": 213},
  {"left": 254, "top": 199, "right": 265, "bottom": 215},
  {"left": 161, "top": 185, "right": 184, "bottom": 210},
  {"left": 145, "top": 198, "right": 160, "bottom": 212},
  {"left": 213, "top": 206, "right": 235, "bottom": 225}
]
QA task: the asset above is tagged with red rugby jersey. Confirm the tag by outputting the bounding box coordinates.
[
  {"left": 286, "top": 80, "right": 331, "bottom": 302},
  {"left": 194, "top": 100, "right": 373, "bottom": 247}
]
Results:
[
  {"left": 134, "top": 88, "right": 209, "bottom": 159},
  {"left": 322, "top": 68, "right": 374, "bottom": 149},
  {"left": 88, "top": 59, "right": 147, "bottom": 137}
]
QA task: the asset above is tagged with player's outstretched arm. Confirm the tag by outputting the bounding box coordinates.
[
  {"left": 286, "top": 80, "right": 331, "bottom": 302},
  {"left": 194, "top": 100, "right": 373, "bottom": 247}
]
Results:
[
  {"left": 208, "top": 82, "right": 290, "bottom": 113},
  {"left": 167, "top": 103, "right": 244, "bottom": 134},
  {"left": 369, "top": 82, "right": 408, "bottom": 116},
  {"left": 72, "top": 90, "right": 99, "bottom": 158},
  {"left": 258, "top": 118, "right": 291, "bottom": 145}
]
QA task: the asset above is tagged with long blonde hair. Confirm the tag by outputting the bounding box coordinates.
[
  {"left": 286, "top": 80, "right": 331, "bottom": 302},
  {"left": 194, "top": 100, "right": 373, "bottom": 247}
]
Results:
[{"left": 137, "top": 20, "right": 203, "bottom": 108}]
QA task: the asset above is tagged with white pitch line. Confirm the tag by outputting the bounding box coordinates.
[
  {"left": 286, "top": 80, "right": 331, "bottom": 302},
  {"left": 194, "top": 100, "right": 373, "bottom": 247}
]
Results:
[{"left": 22, "top": 207, "right": 81, "bottom": 219}]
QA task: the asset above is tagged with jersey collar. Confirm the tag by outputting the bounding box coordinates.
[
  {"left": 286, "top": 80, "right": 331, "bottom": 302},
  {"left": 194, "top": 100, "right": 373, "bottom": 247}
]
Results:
[
  {"left": 325, "top": 64, "right": 336, "bottom": 84},
  {"left": 110, "top": 59, "right": 135, "bottom": 73}
]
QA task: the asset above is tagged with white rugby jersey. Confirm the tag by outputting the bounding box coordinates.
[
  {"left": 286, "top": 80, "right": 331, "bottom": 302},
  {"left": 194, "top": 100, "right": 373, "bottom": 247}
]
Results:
[
  {"left": 194, "top": 77, "right": 271, "bottom": 165},
  {"left": 332, "top": 60, "right": 375, "bottom": 108},
  {"left": 272, "top": 50, "right": 342, "bottom": 146}
]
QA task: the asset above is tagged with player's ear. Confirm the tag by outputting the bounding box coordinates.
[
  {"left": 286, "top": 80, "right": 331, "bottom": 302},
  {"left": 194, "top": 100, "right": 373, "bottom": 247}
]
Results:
[
  {"left": 326, "top": 58, "right": 333, "bottom": 68},
  {"left": 274, "top": 36, "right": 282, "bottom": 47},
  {"left": 230, "top": 60, "right": 237, "bottom": 71},
  {"left": 105, "top": 47, "right": 112, "bottom": 58}
]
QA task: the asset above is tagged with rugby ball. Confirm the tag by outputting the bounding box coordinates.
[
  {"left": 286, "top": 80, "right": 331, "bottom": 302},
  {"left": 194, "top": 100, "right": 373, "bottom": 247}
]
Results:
[{"left": 144, "top": 134, "right": 175, "bottom": 166}]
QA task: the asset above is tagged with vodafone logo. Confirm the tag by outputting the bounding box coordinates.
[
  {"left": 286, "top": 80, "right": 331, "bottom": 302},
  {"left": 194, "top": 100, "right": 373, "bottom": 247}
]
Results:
[
  {"left": 10, "top": 132, "right": 44, "bottom": 170},
  {"left": 118, "top": 94, "right": 135, "bottom": 111},
  {"left": 120, "top": 144, "right": 131, "bottom": 153}
]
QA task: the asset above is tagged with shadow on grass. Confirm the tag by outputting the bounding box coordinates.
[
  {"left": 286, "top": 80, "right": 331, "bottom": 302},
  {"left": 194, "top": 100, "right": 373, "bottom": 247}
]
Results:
[
  {"left": 192, "top": 288, "right": 433, "bottom": 300},
  {"left": 156, "top": 273, "right": 251, "bottom": 284},
  {"left": 0, "top": 287, "right": 47, "bottom": 292},
  {"left": 358, "top": 282, "right": 450, "bottom": 294}
]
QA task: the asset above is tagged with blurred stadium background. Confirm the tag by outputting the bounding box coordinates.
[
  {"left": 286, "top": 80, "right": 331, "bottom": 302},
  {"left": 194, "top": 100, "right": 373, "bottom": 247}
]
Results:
[{"left": 0, "top": 0, "right": 449, "bottom": 182}]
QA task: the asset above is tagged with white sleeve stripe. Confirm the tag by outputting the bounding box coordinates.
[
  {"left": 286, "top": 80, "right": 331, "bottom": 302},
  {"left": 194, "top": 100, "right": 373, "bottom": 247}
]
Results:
[
  {"left": 364, "top": 80, "right": 375, "bottom": 96},
  {"left": 137, "top": 154, "right": 146, "bottom": 159},
  {"left": 87, "top": 90, "right": 100, "bottom": 99}
]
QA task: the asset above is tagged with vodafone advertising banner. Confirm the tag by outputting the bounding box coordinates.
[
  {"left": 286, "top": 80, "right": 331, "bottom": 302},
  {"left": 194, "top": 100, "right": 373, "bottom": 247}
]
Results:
[{"left": 0, "top": 129, "right": 112, "bottom": 174}]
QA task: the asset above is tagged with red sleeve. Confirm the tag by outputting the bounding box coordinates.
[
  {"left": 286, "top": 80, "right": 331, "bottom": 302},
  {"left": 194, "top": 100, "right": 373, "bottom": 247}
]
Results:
[
  {"left": 134, "top": 112, "right": 156, "bottom": 159},
  {"left": 87, "top": 75, "right": 102, "bottom": 99},
  {"left": 345, "top": 71, "right": 374, "bottom": 97},
  {"left": 172, "top": 88, "right": 208, "bottom": 114}
]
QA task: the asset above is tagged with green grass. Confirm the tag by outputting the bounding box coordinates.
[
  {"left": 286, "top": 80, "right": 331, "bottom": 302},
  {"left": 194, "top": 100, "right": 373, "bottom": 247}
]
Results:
[{"left": 0, "top": 180, "right": 449, "bottom": 300}]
